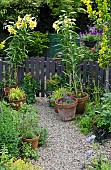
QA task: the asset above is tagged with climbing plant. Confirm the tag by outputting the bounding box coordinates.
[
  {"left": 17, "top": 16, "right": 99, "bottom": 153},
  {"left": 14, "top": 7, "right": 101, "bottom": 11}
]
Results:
[{"left": 81, "top": 0, "right": 111, "bottom": 92}]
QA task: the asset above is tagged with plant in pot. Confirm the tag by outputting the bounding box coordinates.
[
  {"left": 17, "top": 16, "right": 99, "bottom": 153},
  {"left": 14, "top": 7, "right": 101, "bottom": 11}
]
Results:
[
  {"left": 53, "top": 11, "right": 88, "bottom": 114},
  {"left": 80, "top": 25, "right": 102, "bottom": 48},
  {"left": 8, "top": 86, "right": 26, "bottom": 110},
  {"left": 15, "top": 104, "right": 40, "bottom": 150},
  {"left": 55, "top": 95, "right": 78, "bottom": 121},
  {"left": 47, "top": 87, "right": 71, "bottom": 113}
]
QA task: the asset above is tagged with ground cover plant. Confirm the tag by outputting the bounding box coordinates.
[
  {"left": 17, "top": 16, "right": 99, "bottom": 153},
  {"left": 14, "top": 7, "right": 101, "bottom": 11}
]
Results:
[{"left": 0, "top": 100, "right": 47, "bottom": 161}]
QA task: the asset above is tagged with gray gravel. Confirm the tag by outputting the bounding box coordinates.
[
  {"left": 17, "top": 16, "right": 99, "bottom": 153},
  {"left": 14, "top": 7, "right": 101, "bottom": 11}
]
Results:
[{"left": 33, "top": 97, "right": 111, "bottom": 170}]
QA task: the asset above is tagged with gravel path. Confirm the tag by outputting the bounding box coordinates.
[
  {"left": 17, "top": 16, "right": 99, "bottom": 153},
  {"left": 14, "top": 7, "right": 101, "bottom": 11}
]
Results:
[{"left": 34, "top": 97, "right": 111, "bottom": 170}]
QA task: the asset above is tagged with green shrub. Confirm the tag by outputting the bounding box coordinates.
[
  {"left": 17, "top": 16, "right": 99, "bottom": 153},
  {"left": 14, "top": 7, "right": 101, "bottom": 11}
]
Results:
[
  {"left": 27, "top": 31, "right": 49, "bottom": 56},
  {"left": 21, "top": 142, "right": 39, "bottom": 160},
  {"left": 79, "top": 116, "right": 92, "bottom": 134},
  {"left": 20, "top": 73, "right": 41, "bottom": 104},
  {"left": 0, "top": 101, "right": 20, "bottom": 157}
]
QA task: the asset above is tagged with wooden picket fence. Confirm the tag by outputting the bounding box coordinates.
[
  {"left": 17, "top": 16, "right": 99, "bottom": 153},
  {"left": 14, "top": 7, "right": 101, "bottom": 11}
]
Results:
[{"left": 0, "top": 56, "right": 110, "bottom": 96}]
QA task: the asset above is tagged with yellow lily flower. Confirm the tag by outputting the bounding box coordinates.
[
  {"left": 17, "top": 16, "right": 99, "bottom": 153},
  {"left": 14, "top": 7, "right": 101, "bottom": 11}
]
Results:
[{"left": 29, "top": 20, "right": 37, "bottom": 29}]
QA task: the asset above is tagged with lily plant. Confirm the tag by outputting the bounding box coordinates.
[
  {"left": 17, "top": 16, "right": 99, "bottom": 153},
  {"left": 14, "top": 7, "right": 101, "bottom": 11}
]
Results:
[{"left": 53, "top": 11, "right": 85, "bottom": 96}]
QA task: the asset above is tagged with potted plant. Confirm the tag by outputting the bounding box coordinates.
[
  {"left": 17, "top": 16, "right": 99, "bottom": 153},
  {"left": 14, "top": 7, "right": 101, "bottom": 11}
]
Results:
[
  {"left": 80, "top": 25, "right": 102, "bottom": 47},
  {"left": 53, "top": 12, "right": 89, "bottom": 114},
  {"left": 8, "top": 86, "right": 26, "bottom": 110},
  {"left": 47, "top": 87, "right": 71, "bottom": 113},
  {"left": 55, "top": 95, "right": 78, "bottom": 121},
  {"left": 16, "top": 104, "right": 40, "bottom": 149}
]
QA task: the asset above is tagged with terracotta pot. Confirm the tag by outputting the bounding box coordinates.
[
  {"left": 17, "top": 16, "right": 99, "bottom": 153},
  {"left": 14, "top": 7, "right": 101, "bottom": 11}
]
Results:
[
  {"left": 83, "top": 40, "right": 97, "bottom": 48},
  {"left": 54, "top": 101, "right": 58, "bottom": 113},
  {"left": 11, "top": 97, "right": 26, "bottom": 110},
  {"left": 22, "top": 133, "right": 40, "bottom": 150},
  {"left": 4, "top": 85, "right": 17, "bottom": 95},
  {"left": 55, "top": 98, "right": 78, "bottom": 121},
  {"left": 75, "top": 92, "right": 88, "bottom": 114}
]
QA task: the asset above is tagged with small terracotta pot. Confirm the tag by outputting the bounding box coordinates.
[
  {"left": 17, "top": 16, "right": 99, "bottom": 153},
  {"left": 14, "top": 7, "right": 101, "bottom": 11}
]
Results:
[
  {"left": 55, "top": 98, "right": 78, "bottom": 121},
  {"left": 11, "top": 97, "right": 26, "bottom": 110},
  {"left": 4, "top": 85, "right": 17, "bottom": 95},
  {"left": 22, "top": 133, "right": 40, "bottom": 150}
]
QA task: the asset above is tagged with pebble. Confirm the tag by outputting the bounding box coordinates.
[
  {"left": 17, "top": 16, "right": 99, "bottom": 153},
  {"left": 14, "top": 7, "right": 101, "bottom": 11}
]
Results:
[{"left": 33, "top": 97, "right": 111, "bottom": 170}]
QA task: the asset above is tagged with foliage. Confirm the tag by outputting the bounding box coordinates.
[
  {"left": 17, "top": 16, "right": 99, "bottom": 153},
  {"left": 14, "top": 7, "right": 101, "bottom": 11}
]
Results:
[
  {"left": 37, "top": 128, "right": 48, "bottom": 146},
  {"left": 27, "top": 31, "right": 49, "bottom": 56},
  {"left": 8, "top": 86, "right": 26, "bottom": 101},
  {"left": 96, "top": 93, "right": 111, "bottom": 131},
  {"left": 47, "top": 0, "right": 85, "bottom": 18},
  {"left": 56, "top": 96, "right": 76, "bottom": 105},
  {"left": 79, "top": 116, "right": 92, "bottom": 134},
  {"left": 0, "top": 0, "right": 43, "bottom": 29},
  {"left": 21, "top": 142, "right": 39, "bottom": 160},
  {"left": 53, "top": 11, "right": 85, "bottom": 95},
  {"left": 85, "top": 135, "right": 111, "bottom": 170},
  {"left": 80, "top": 25, "right": 102, "bottom": 42},
  {"left": 47, "top": 87, "right": 71, "bottom": 107},
  {"left": 0, "top": 14, "right": 37, "bottom": 68},
  {"left": 20, "top": 73, "right": 41, "bottom": 104},
  {"left": 81, "top": 0, "right": 111, "bottom": 92},
  {"left": 46, "top": 73, "right": 68, "bottom": 94},
  {"left": 14, "top": 103, "right": 39, "bottom": 139},
  {"left": 0, "top": 101, "right": 20, "bottom": 157},
  {"left": 79, "top": 45, "right": 100, "bottom": 61}
]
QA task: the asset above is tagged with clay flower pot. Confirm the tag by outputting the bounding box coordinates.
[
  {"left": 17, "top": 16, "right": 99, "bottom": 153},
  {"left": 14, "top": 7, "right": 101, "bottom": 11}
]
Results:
[
  {"left": 22, "top": 133, "right": 40, "bottom": 150},
  {"left": 55, "top": 97, "right": 78, "bottom": 121},
  {"left": 4, "top": 85, "right": 17, "bottom": 95},
  {"left": 54, "top": 101, "right": 58, "bottom": 113},
  {"left": 75, "top": 92, "right": 88, "bottom": 114},
  {"left": 11, "top": 97, "right": 26, "bottom": 110}
]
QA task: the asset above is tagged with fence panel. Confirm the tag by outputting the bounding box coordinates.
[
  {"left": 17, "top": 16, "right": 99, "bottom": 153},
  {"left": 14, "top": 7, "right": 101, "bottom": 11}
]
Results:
[{"left": 0, "top": 57, "right": 110, "bottom": 96}]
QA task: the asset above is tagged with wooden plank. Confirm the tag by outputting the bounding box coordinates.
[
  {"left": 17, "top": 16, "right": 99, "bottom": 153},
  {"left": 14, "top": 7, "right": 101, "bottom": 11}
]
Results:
[
  {"left": 83, "top": 61, "right": 87, "bottom": 86},
  {"left": 35, "top": 56, "right": 40, "bottom": 81},
  {"left": 17, "top": 66, "right": 24, "bottom": 85},
  {"left": 40, "top": 57, "right": 45, "bottom": 97},
  {"left": 46, "top": 57, "right": 50, "bottom": 80},
  {"left": 89, "top": 61, "right": 94, "bottom": 88},
  {"left": 30, "top": 57, "right": 34, "bottom": 77},
  {"left": 4, "top": 62, "right": 9, "bottom": 86},
  {"left": 25, "top": 59, "right": 29, "bottom": 73},
  {"left": 100, "top": 67, "right": 105, "bottom": 87},
  {"left": 51, "top": 59, "right": 56, "bottom": 75},
  {"left": 0, "top": 60, "right": 3, "bottom": 81},
  {"left": 95, "top": 62, "right": 99, "bottom": 86}
]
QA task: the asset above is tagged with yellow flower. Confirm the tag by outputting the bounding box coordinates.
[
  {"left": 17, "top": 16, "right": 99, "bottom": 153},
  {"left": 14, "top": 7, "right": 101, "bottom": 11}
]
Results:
[
  {"left": 104, "top": 25, "right": 108, "bottom": 31},
  {"left": 29, "top": 20, "right": 37, "bottom": 29},
  {"left": 18, "top": 16, "right": 22, "bottom": 22},
  {"left": 15, "top": 21, "right": 21, "bottom": 29},
  {"left": 0, "top": 40, "right": 5, "bottom": 50},
  {"left": 8, "top": 26, "right": 17, "bottom": 34},
  {"left": 23, "top": 14, "right": 31, "bottom": 21},
  {"left": 21, "top": 21, "right": 27, "bottom": 28},
  {"left": 53, "top": 22, "right": 59, "bottom": 32}
]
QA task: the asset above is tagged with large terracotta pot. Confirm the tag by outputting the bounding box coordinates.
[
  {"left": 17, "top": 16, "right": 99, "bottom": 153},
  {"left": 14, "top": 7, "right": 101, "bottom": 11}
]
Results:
[
  {"left": 22, "top": 133, "right": 40, "bottom": 150},
  {"left": 54, "top": 101, "right": 58, "bottom": 113},
  {"left": 75, "top": 92, "right": 88, "bottom": 114},
  {"left": 11, "top": 97, "right": 26, "bottom": 110},
  {"left": 4, "top": 85, "right": 17, "bottom": 95},
  {"left": 55, "top": 98, "right": 78, "bottom": 121}
]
